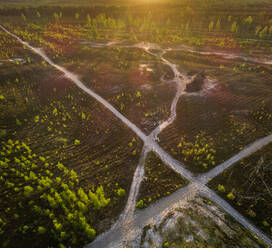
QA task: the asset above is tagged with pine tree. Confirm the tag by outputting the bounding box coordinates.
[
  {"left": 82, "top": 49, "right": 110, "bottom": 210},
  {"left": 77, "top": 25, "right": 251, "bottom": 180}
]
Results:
[
  {"left": 86, "top": 14, "right": 91, "bottom": 26},
  {"left": 244, "top": 16, "right": 253, "bottom": 25},
  {"left": 231, "top": 21, "right": 238, "bottom": 33},
  {"left": 75, "top": 13, "right": 80, "bottom": 20},
  {"left": 216, "top": 19, "right": 221, "bottom": 31},
  {"left": 259, "top": 26, "right": 268, "bottom": 39},
  {"left": 208, "top": 21, "right": 214, "bottom": 32}
]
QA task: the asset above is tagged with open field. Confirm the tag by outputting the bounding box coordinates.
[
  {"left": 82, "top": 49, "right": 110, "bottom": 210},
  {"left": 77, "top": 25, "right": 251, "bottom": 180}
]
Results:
[{"left": 1, "top": 1, "right": 272, "bottom": 248}]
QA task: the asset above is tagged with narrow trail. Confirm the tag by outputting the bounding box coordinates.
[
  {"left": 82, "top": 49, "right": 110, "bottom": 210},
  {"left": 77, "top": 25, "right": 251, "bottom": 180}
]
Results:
[
  {"left": 86, "top": 184, "right": 198, "bottom": 248},
  {"left": 100, "top": 42, "right": 194, "bottom": 243},
  {"left": 86, "top": 147, "right": 150, "bottom": 248},
  {"left": 118, "top": 147, "right": 149, "bottom": 226},
  {"left": 0, "top": 24, "right": 194, "bottom": 182},
  {"left": 2, "top": 25, "right": 272, "bottom": 248},
  {"left": 199, "top": 133, "right": 272, "bottom": 184},
  {"left": 167, "top": 45, "right": 272, "bottom": 65},
  {"left": 200, "top": 186, "right": 272, "bottom": 247},
  {"left": 146, "top": 47, "right": 191, "bottom": 142},
  {"left": 0, "top": 25, "right": 148, "bottom": 143}
]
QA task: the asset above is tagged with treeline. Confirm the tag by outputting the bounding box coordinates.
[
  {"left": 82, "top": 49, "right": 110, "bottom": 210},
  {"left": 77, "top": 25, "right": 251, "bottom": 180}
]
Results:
[
  {"left": 0, "top": 0, "right": 272, "bottom": 8},
  {"left": 2, "top": 5, "right": 271, "bottom": 41},
  {"left": 1, "top": 4, "right": 272, "bottom": 53},
  {"left": 1, "top": 4, "right": 271, "bottom": 28}
]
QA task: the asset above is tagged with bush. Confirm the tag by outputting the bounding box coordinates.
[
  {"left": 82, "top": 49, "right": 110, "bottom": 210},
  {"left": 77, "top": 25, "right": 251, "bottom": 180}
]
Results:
[
  {"left": 117, "top": 188, "right": 125, "bottom": 197},
  {"left": 24, "top": 186, "right": 34, "bottom": 197},
  {"left": 136, "top": 200, "right": 144, "bottom": 209},
  {"left": 227, "top": 192, "right": 235, "bottom": 200},
  {"left": 38, "top": 226, "right": 47, "bottom": 234},
  {"left": 217, "top": 184, "right": 225, "bottom": 193}
]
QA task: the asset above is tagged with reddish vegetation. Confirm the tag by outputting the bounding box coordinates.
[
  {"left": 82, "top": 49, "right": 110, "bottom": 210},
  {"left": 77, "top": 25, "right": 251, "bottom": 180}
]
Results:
[
  {"left": 129, "top": 69, "right": 153, "bottom": 86},
  {"left": 43, "top": 23, "right": 81, "bottom": 55},
  {"left": 92, "top": 66, "right": 124, "bottom": 88},
  {"left": 39, "top": 73, "right": 73, "bottom": 101},
  {"left": 207, "top": 83, "right": 255, "bottom": 110},
  {"left": 205, "top": 35, "right": 241, "bottom": 52}
]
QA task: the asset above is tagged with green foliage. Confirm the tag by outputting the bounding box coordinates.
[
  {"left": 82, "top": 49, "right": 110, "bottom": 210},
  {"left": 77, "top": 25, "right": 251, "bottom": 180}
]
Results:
[
  {"left": 231, "top": 21, "right": 238, "bottom": 33},
  {"left": 215, "top": 19, "right": 221, "bottom": 31},
  {"left": 208, "top": 21, "right": 214, "bottom": 32},
  {"left": 0, "top": 140, "right": 110, "bottom": 246},
  {"left": 117, "top": 188, "right": 126, "bottom": 197},
  {"left": 81, "top": 112, "right": 86, "bottom": 120},
  {"left": 78, "top": 188, "right": 88, "bottom": 203},
  {"left": 16, "top": 118, "right": 22, "bottom": 126},
  {"left": 34, "top": 115, "right": 40, "bottom": 123},
  {"left": 227, "top": 192, "right": 235, "bottom": 200},
  {"left": 21, "top": 13, "right": 26, "bottom": 21},
  {"left": 244, "top": 16, "right": 253, "bottom": 25},
  {"left": 259, "top": 26, "right": 268, "bottom": 39},
  {"left": 38, "top": 226, "right": 47, "bottom": 234},
  {"left": 176, "top": 131, "right": 216, "bottom": 169},
  {"left": 86, "top": 14, "right": 91, "bottom": 26},
  {"left": 163, "top": 241, "right": 169, "bottom": 248},
  {"left": 0, "top": 129, "right": 6, "bottom": 137},
  {"left": 88, "top": 186, "right": 110, "bottom": 210},
  {"left": 217, "top": 184, "right": 225, "bottom": 193},
  {"left": 136, "top": 200, "right": 144, "bottom": 209},
  {"left": 36, "top": 11, "right": 41, "bottom": 18},
  {"left": 77, "top": 201, "right": 87, "bottom": 213},
  {"left": 263, "top": 221, "right": 270, "bottom": 227},
  {"left": 136, "top": 91, "right": 141, "bottom": 98},
  {"left": 85, "top": 226, "right": 96, "bottom": 239},
  {"left": 255, "top": 25, "right": 262, "bottom": 35},
  {"left": 53, "top": 12, "right": 61, "bottom": 22},
  {"left": 75, "top": 13, "right": 80, "bottom": 20},
  {"left": 247, "top": 209, "right": 256, "bottom": 217},
  {"left": 53, "top": 108, "right": 58, "bottom": 116},
  {"left": 24, "top": 186, "right": 34, "bottom": 197}
]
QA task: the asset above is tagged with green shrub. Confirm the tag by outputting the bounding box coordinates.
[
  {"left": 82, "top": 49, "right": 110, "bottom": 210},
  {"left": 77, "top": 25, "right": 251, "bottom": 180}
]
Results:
[
  {"left": 24, "top": 186, "right": 34, "bottom": 197},
  {"left": 38, "top": 226, "right": 47, "bottom": 234},
  {"left": 163, "top": 241, "right": 169, "bottom": 248},
  {"left": 117, "top": 188, "right": 126, "bottom": 197},
  {"left": 217, "top": 184, "right": 225, "bottom": 193},
  {"left": 136, "top": 200, "right": 144, "bottom": 209},
  {"left": 227, "top": 192, "right": 235, "bottom": 200}
]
